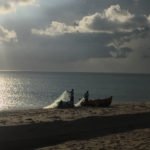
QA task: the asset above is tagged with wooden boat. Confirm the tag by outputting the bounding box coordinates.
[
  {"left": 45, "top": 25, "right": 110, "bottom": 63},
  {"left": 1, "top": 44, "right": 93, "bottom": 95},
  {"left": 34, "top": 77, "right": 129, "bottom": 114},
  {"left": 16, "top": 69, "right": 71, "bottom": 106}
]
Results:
[{"left": 80, "top": 96, "right": 112, "bottom": 107}]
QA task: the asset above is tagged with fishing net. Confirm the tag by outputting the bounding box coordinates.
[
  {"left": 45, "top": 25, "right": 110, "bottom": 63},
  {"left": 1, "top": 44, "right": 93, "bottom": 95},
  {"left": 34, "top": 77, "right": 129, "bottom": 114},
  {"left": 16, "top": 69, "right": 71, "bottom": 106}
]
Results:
[
  {"left": 44, "top": 90, "right": 71, "bottom": 109},
  {"left": 74, "top": 97, "right": 85, "bottom": 107}
]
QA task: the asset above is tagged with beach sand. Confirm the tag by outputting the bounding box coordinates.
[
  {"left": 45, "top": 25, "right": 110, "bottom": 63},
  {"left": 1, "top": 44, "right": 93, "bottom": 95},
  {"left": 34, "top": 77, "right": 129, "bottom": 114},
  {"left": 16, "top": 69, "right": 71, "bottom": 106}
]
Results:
[{"left": 0, "top": 103, "right": 150, "bottom": 149}]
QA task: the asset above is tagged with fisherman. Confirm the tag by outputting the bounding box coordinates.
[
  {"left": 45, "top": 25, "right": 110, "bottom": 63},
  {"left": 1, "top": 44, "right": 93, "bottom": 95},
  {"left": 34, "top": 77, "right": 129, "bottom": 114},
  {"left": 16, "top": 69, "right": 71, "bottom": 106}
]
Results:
[
  {"left": 84, "top": 90, "right": 89, "bottom": 102},
  {"left": 70, "top": 89, "right": 74, "bottom": 107}
]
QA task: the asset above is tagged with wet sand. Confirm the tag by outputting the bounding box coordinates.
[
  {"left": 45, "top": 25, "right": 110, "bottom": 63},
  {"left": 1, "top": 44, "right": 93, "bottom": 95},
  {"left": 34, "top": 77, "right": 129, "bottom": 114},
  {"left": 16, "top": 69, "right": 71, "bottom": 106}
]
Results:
[{"left": 0, "top": 103, "right": 150, "bottom": 150}]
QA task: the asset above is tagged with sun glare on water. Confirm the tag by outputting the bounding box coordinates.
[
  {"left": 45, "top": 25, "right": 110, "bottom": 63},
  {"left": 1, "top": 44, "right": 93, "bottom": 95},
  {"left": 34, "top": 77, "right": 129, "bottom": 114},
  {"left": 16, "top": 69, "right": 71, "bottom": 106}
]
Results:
[{"left": 0, "top": 76, "right": 20, "bottom": 111}]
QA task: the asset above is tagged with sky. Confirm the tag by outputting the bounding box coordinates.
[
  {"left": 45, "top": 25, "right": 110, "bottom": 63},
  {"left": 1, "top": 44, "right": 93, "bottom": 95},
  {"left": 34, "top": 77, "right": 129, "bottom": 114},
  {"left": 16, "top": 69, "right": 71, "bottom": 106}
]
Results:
[{"left": 0, "top": 0, "right": 150, "bottom": 73}]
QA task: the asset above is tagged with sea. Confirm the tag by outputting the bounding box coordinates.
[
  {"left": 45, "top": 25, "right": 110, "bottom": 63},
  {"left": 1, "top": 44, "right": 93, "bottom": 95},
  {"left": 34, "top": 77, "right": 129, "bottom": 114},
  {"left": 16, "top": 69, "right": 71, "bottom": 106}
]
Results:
[{"left": 0, "top": 71, "right": 150, "bottom": 111}]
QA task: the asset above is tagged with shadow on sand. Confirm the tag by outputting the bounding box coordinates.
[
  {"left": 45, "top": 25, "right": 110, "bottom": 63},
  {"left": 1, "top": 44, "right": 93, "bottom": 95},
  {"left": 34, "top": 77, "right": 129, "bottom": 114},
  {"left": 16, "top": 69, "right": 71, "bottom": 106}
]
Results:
[{"left": 0, "top": 112, "right": 150, "bottom": 149}]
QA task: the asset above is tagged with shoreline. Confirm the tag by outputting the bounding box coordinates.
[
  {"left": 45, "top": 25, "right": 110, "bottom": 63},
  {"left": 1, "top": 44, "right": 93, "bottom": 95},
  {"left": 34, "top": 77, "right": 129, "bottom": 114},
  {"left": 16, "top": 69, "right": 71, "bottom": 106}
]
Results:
[
  {"left": 0, "top": 103, "right": 150, "bottom": 149},
  {"left": 1, "top": 102, "right": 150, "bottom": 113},
  {"left": 0, "top": 103, "right": 150, "bottom": 125}
]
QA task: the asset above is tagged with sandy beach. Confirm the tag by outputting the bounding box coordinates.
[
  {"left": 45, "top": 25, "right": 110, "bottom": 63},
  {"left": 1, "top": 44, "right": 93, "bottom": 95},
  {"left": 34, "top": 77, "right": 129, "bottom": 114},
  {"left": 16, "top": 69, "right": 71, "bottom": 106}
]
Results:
[{"left": 0, "top": 103, "right": 150, "bottom": 150}]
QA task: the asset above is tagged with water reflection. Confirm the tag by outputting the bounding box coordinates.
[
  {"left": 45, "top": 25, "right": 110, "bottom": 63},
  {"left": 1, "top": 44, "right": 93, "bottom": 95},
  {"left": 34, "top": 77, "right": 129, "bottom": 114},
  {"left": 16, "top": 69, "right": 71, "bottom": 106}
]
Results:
[
  {"left": 0, "top": 77, "right": 21, "bottom": 111},
  {"left": 0, "top": 72, "right": 52, "bottom": 111}
]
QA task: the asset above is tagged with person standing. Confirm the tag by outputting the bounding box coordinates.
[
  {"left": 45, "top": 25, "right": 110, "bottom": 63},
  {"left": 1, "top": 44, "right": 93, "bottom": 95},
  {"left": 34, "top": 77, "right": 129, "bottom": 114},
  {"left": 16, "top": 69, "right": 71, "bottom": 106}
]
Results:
[
  {"left": 84, "top": 90, "right": 89, "bottom": 102},
  {"left": 70, "top": 89, "right": 74, "bottom": 107}
]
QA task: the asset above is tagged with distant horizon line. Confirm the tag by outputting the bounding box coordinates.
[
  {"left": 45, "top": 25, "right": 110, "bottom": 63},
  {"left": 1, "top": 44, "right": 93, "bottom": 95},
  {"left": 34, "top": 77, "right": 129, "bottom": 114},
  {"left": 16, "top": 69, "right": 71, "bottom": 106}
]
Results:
[{"left": 0, "top": 70, "right": 150, "bottom": 75}]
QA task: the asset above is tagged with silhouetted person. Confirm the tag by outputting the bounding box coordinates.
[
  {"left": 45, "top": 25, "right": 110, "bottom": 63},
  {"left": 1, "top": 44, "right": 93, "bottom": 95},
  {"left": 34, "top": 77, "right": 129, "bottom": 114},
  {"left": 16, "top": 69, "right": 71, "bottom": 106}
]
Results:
[
  {"left": 84, "top": 91, "right": 89, "bottom": 102},
  {"left": 70, "top": 89, "right": 74, "bottom": 107}
]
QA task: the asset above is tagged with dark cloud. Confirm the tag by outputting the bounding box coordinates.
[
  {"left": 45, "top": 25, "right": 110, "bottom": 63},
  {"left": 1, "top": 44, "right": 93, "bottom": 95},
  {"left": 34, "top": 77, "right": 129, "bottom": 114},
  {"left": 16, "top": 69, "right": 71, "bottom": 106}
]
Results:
[{"left": 0, "top": 0, "right": 150, "bottom": 73}]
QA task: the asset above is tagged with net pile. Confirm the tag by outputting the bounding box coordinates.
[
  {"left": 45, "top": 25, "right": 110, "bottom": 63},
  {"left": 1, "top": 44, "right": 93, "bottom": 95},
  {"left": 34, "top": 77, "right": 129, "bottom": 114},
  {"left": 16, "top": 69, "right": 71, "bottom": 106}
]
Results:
[
  {"left": 44, "top": 90, "right": 71, "bottom": 109},
  {"left": 74, "top": 97, "right": 85, "bottom": 107}
]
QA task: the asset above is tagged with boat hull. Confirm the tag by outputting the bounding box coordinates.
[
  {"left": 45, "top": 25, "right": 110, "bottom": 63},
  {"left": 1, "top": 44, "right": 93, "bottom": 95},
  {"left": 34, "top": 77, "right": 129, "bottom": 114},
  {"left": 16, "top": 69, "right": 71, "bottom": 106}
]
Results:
[{"left": 80, "top": 96, "right": 112, "bottom": 107}]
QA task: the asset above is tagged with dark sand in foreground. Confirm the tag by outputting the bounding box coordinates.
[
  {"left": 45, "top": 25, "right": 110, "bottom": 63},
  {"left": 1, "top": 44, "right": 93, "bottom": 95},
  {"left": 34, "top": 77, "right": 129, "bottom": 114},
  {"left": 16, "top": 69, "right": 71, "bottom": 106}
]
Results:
[{"left": 0, "top": 103, "right": 150, "bottom": 150}]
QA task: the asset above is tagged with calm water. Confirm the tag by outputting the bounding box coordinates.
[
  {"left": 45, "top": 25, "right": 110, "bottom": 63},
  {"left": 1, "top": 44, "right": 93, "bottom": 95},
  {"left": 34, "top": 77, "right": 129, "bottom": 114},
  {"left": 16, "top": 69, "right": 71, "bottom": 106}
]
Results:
[{"left": 0, "top": 72, "right": 150, "bottom": 111}]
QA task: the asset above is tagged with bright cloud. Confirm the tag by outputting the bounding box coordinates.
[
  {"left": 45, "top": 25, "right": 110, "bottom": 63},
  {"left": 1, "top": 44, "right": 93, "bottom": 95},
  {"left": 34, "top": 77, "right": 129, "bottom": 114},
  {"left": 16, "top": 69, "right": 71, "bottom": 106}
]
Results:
[
  {"left": 0, "top": 0, "right": 36, "bottom": 14},
  {"left": 0, "top": 2, "right": 15, "bottom": 14},
  {"left": 31, "top": 19, "right": 113, "bottom": 36},
  {"left": 103, "top": 4, "right": 134, "bottom": 23},
  {"left": 148, "top": 15, "right": 150, "bottom": 23},
  {"left": 32, "top": 4, "right": 135, "bottom": 36},
  {"left": 11, "top": 0, "right": 36, "bottom": 5},
  {"left": 0, "top": 25, "right": 17, "bottom": 44},
  {"left": 32, "top": 21, "right": 77, "bottom": 36}
]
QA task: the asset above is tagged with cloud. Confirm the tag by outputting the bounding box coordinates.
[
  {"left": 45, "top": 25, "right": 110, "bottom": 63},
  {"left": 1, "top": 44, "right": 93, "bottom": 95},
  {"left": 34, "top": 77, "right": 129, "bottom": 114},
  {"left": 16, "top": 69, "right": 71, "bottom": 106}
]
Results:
[
  {"left": 32, "top": 21, "right": 79, "bottom": 36},
  {"left": 0, "top": 0, "right": 36, "bottom": 14},
  {"left": 31, "top": 19, "right": 113, "bottom": 37},
  {"left": 31, "top": 4, "right": 150, "bottom": 62},
  {"left": 148, "top": 15, "right": 150, "bottom": 23},
  {"left": 32, "top": 4, "right": 135, "bottom": 36},
  {"left": 0, "top": 2, "right": 15, "bottom": 14},
  {"left": 103, "top": 4, "right": 134, "bottom": 23},
  {"left": 0, "top": 25, "right": 17, "bottom": 44},
  {"left": 12, "top": 0, "right": 36, "bottom": 5},
  {"left": 107, "top": 25, "right": 150, "bottom": 62},
  {"left": 1, "top": 1, "right": 150, "bottom": 73},
  {"left": 108, "top": 44, "right": 132, "bottom": 58},
  {"left": 31, "top": 4, "right": 150, "bottom": 60},
  {"left": 32, "top": 8, "right": 150, "bottom": 37}
]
